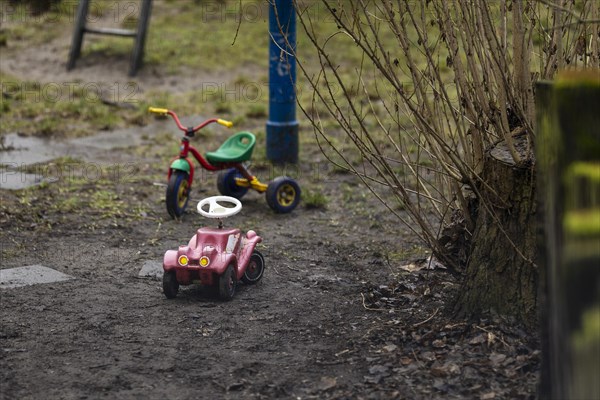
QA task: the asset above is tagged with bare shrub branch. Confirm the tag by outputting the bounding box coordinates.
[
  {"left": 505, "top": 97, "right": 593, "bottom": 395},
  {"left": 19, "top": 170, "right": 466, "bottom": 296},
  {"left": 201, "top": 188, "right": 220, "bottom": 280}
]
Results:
[{"left": 286, "top": 0, "right": 599, "bottom": 267}]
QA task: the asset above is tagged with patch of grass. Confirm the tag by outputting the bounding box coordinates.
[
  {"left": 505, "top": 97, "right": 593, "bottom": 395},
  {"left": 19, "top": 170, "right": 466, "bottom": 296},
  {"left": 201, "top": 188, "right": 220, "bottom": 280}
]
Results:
[
  {"left": 121, "top": 14, "right": 138, "bottom": 30},
  {"left": 232, "top": 115, "right": 247, "bottom": 126},
  {"left": 395, "top": 199, "right": 407, "bottom": 211},
  {"left": 90, "top": 190, "right": 125, "bottom": 216},
  {"left": 12, "top": 156, "right": 154, "bottom": 222},
  {"left": 385, "top": 245, "right": 431, "bottom": 261},
  {"left": 245, "top": 104, "right": 267, "bottom": 119},
  {"left": 0, "top": 72, "right": 137, "bottom": 137},
  {"left": 215, "top": 101, "right": 232, "bottom": 114},
  {"left": 341, "top": 181, "right": 368, "bottom": 205},
  {"left": 17, "top": 156, "right": 83, "bottom": 175},
  {"left": 74, "top": 0, "right": 368, "bottom": 81},
  {"left": 1, "top": 0, "right": 390, "bottom": 146},
  {"left": 303, "top": 186, "right": 328, "bottom": 209},
  {"left": 141, "top": 1, "right": 269, "bottom": 72},
  {"left": 0, "top": 2, "right": 69, "bottom": 47},
  {"left": 53, "top": 195, "right": 82, "bottom": 213},
  {"left": 82, "top": 39, "right": 132, "bottom": 59}
]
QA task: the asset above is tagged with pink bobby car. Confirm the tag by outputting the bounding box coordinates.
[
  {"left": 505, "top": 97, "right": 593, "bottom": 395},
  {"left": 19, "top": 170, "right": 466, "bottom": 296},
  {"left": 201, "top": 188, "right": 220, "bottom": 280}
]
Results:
[{"left": 162, "top": 227, "right": 263, "bottom": 300}]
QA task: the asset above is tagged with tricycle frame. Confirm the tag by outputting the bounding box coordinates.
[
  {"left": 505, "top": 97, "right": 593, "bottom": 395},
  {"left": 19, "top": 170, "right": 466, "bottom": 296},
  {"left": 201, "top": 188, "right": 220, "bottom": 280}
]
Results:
[
  {"left": 149, "top": 107, "right": 301, "bottom": 218},
  {"left": 164, "top": 110, "right": 268, "bottom": 193}
]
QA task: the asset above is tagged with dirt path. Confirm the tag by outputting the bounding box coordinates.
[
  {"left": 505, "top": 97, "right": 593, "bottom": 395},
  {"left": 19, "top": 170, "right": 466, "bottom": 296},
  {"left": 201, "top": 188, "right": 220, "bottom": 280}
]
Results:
[
  {"left": 0, "top": 226, "right": 374, "bottom": 399},
  {"left": 0, "top": 169, "right": 396, "bottom": 399},
  {"left": 0, "top": 160, "right": 540, "bottom": 399}
]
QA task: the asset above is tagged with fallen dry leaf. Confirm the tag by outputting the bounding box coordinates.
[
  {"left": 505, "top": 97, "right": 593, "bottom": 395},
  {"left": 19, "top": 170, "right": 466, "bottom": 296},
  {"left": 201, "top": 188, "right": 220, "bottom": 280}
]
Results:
[
  {"left": 400, "top": 357, "right": 412, "bottom": 366},
  {"left": 469, "top": 334, "right": 486, "bottom": 345},
  {"left": 318, "top": 376, "right": 337, "bottom": 391},
  {"left": 489, "top": 352, "right": 507, "bottom": 366},
  {"left": 383, "top": 344, "right": 398, "bottom": 352}
]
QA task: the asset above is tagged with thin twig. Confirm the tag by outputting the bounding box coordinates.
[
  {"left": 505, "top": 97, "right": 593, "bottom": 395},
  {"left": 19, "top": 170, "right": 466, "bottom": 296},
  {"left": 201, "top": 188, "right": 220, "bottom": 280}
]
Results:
[
  {"left": 411, "top": 348, "right": 425, "bottom": 367},
  {"left": 413, "top": 307, "right": 440, "bottom": 327},
  {"left": 360, "top": 293, "right": 385, "bottom": 312},
  {"left": 475, "top": 325, "right": 510, "bottom": 348},
  {"left": 286, "top": 264, "right": 300, "bottom": 272},
  {"left": 291, "top": 0, "right": 594, "bottom": 270},
  {"left": 230, "top": 0, "right": 243, "bottom": 46},
  {"left": 267, "top": 31, "right": 294, "bottom": 58},
  {"left": 536, "top": 0, "right": 600, "bottom": 24}
]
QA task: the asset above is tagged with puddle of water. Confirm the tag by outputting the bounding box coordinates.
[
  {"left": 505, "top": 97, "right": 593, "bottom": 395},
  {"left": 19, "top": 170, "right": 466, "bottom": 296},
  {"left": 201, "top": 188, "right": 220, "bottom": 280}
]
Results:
[
  {"left": 0, "top": 135, "right": 63, "bottom": 166},
  {"left": 0, "top": 118, "right": 203, "bottom": 191},
  {"left": 0, "top": 170, "right": 48, "bottom": 190},
  {"left": 68, "top": 127, "right": 150, "bottom": 151},
  {"left": 0, "top": 119, "right": 173, "bottom": 167},
  {"left": 0, "top": 265, "right": 74, "bottom": 289}
]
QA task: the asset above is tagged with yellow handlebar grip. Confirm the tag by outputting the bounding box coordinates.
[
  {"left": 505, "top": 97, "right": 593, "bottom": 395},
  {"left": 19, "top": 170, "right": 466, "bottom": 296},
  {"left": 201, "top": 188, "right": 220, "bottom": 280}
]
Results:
[
  {"left": 148, "top": 107, "right": 169, "bottom": 115},
  {"left": 217, "top": 119, "right": 233, "bottom": 128}
]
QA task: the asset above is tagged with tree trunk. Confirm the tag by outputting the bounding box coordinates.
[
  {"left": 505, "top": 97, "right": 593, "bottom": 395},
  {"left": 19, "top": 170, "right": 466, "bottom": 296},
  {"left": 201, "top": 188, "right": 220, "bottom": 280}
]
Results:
[{"left": 455, "top": 135, "right": 538, "bottom": 327}]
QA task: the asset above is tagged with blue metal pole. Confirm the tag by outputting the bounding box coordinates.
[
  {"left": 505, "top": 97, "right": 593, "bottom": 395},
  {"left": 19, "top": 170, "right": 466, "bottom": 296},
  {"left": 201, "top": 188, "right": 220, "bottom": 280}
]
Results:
[{"left": 267, "top": 0, "right": 298, "bottom": 164}]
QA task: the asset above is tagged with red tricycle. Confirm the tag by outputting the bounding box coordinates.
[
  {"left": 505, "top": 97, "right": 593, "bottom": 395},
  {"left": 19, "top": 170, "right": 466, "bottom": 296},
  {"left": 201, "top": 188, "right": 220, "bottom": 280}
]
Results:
[
  {"left": 162, "top": 195, "right": 264, "bottom": 300},
  {"left": 148, "top": 107, "right": 301, "bottom": 218}
]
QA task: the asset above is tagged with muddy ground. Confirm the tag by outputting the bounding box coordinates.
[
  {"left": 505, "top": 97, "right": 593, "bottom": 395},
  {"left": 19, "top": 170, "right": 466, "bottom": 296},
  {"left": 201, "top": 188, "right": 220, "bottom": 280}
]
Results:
[
  {"left": 0, "top": 2, "right": 540, "bottom": 398},
  {"left": 0, "top": 165, "right": 540, "bottom": 400},
  {"left": 0, "top": 149, "right": 541, "bottom": 400}
]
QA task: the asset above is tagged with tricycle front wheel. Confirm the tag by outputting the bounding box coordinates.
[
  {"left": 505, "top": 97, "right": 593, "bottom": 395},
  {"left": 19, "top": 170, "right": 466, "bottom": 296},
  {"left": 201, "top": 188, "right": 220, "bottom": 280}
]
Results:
[
  {"left": 266, "top": 176, "right": 301, "bottom": 213},
  {"left": 166, "top": 170, "right": 190, "bottom": 218},
  {"left": 242, "top": 250, "right": 265, "bottom": 284},
  {"left": 162, "top": 271, "right": 179, "bottom": 299}
]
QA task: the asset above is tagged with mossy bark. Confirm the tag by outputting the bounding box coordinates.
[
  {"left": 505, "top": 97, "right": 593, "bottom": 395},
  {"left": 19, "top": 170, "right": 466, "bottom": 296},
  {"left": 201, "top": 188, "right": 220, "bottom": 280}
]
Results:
[{"left": 455, "top": 135, "right": 538, "bottom": 327}]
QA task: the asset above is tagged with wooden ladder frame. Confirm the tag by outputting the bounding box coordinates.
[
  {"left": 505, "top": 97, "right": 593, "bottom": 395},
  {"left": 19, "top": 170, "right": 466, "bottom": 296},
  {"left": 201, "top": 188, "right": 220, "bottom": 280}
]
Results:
[{"left": 66, "top": 0, "right": 153, "bottom": 77}]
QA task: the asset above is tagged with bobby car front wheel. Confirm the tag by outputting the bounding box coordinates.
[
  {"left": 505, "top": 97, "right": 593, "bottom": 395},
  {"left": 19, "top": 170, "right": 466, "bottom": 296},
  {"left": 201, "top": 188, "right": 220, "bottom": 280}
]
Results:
[
  {"left": 219, "top": 265, "right": 237, "bottom": 301},
  {"left": 242, "top": 250, "right": 265, "bottom": 285},
  {"left": 163, "top": 271, "right": 179, "bottom": 299},
  {"left": 166, "top": 170, "right": 190, "bottom": 218},
  {"left": 266, "top": 176, "right": 301, "bottom": 213},
  {"left": 217, "top": 168, "right": 249, "bottom": 199}
]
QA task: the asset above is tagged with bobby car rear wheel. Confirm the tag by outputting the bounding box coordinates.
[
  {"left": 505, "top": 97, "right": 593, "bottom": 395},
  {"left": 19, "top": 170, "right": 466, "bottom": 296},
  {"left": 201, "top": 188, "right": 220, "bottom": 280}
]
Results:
[
  {"left": 219, "top": 265, "right": 237, "bottom": 300},
  {"left": 242, "top": 250, "right": 265, "bottom": 284},
  {"left": 217, "top": 168, "right": 249, "bottom": 199},
  {"left": 162, "top": 271, "right": 179, "bottom": 299},
  {"left": 166, "top": 170, "right": 190, "bottom": 218},
  {"left": 266, "top": 176, "right": 301, "bottom": 213}
]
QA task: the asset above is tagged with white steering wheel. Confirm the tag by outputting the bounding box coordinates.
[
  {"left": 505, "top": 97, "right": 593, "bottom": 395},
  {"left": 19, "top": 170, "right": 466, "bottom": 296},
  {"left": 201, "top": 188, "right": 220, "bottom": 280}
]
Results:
[{"left": 197, "top": 196, "right": 242, "bottom": 219}]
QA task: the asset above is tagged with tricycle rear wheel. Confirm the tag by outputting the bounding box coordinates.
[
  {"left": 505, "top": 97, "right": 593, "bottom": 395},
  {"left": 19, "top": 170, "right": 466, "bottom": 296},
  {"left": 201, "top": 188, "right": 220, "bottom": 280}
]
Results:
[
  {"left": 242, "top": 250, "right": 265, "bottom": 284},
  {"left": 219, "top": 265, "right": 237, "bottom": 300},
  {"left": 266, "top": 176, "right": 301, "bottom": 213},
  {"left": 162, "top": 271, "right": 179, "bottom": 299},
  {"left": 217, "top": 168, "right": 249, "bottom": 199},
  {"left": 166, "top": 170, "right": 190, "bottom": 218}
]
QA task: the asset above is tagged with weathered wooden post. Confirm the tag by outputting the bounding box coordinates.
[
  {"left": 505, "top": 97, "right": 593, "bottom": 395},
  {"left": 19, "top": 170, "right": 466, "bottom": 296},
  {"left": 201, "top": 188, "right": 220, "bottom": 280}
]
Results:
[
  {"left": 537, "top": 72, "right": 600, "bottom": 399},
  {"left": 67, "top": 0, "right": 152, "bottom": 77},
  {"left": 267, "top": 0, "right": 298, "bottom": 164}
]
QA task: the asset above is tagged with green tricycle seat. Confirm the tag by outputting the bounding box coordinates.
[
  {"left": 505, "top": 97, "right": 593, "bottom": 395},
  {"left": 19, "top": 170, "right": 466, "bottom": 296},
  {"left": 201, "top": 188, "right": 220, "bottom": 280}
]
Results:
[{"left": 205, "top": 131, "right": 256, "bottom": 164}]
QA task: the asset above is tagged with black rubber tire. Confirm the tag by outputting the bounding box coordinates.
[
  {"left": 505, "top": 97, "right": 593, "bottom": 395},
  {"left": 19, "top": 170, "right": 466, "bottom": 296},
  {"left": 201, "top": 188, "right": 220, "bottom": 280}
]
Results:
[
  {"left": 219, "top": 265, "right": 237, "bottom": 301},
  {"left": 242, "top": 250, "right": 265, "bottom": 285},
  {"left": 266, "top": 176, "right": 301, "bottom": 213},
  {"left": 162, "top": 271, "right": 179, "bottom": 299},
  {"left": 166, "top": 170, "right": 190, "bottom": 219},
  {"left": 217, "top": 168, "right": 249, "bottom": 199}
]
